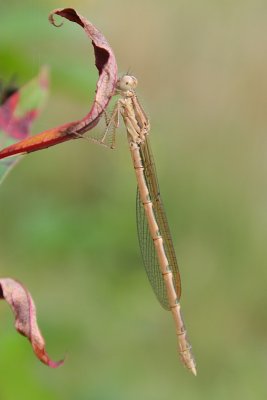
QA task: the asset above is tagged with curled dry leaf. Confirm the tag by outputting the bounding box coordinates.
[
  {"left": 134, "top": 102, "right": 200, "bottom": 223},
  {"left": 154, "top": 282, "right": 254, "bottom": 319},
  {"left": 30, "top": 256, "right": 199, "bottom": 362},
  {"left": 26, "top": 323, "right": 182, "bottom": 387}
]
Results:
[
  {"left": 0, "top": 7, "right": 118, "bottom": 160},
  {"left": 0, "top": 278, "right": 63, "bottom": 368},
  {"left": 0, "top": 67, "right": 49, "bottom": 184}
]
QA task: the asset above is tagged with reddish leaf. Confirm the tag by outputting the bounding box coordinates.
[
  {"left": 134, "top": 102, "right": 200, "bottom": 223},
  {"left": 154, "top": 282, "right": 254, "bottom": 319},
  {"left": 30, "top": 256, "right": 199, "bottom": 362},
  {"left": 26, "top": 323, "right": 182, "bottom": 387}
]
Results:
[
  {"left": 0, "top": 68, "right": 49, "bottom": 184},
  {"left": 0, "top": 8, "right": 118, "bottom": 160},
  {"left": 0, "top": 278, "right": 63, "bottom": 368}
]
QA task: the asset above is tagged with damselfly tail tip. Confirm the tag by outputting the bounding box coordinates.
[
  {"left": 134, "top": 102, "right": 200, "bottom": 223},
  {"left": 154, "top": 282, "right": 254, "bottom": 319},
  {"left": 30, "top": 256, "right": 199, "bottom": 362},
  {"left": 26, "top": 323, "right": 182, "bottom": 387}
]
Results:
[{"left": 190, "top": 365, "right": 197, "bottom": 376}]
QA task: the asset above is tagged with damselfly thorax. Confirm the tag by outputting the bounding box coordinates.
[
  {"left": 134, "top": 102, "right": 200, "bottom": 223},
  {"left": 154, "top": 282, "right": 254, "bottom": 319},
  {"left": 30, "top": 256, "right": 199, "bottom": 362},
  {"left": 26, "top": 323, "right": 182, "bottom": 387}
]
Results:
[{"left": 86, "top": 75, "right": 150, "bottom": 148}]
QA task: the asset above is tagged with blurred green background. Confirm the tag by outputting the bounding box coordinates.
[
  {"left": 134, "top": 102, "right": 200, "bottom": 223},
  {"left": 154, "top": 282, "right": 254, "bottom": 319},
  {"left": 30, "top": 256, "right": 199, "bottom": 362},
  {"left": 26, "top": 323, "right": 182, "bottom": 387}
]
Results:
[{"left": 1, "top": 0, "right": 267, "bottom": 399}]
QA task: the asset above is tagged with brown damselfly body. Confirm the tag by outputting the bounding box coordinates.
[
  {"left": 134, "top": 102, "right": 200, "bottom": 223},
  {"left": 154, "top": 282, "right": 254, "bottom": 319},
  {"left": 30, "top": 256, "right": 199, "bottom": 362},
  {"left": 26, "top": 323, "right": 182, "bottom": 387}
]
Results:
[{"left": 90, "top": 75, "right": 196, "bottom": 375}]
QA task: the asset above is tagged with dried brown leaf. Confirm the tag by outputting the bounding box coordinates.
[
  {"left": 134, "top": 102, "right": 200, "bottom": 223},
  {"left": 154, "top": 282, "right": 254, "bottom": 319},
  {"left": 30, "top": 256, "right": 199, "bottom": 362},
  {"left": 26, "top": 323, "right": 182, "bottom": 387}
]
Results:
[
  {"left": 0, "top": 278, "right": 63, "bottom": 368},
  {"left": 0, "top": 8, "right": 118, "bottom": 158}
]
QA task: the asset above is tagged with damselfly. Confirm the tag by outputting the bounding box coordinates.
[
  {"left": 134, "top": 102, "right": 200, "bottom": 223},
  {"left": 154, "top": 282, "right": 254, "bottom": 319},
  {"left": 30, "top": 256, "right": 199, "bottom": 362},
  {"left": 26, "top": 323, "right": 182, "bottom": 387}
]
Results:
[{"left": 93, "top": 75, "right": 196, "bottom": 375}]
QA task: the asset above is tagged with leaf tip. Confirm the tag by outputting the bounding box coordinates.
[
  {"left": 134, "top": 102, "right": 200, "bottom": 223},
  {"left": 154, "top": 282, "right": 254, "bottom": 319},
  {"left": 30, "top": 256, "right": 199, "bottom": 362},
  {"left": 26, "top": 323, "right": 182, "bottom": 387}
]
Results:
[
  {"left": 39, "top": 351, "right": 65, "bottom": 369},
  {"left": 48, "top": 10, "right": 64, "bottom": 28},
  {"left": 38, "top": 65, "right": 50, "bottom": 89}
]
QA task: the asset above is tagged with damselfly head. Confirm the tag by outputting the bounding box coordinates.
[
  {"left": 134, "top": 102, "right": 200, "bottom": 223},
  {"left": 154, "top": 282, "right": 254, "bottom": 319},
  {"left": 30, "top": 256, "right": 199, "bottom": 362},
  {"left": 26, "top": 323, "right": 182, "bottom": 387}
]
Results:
[{"left": 116, "top": 75, "right": 138, "bottom": 92}]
